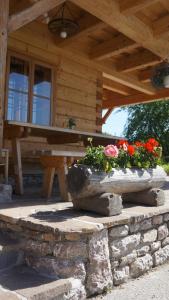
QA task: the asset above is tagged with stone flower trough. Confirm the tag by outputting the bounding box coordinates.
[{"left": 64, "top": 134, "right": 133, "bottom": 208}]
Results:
[{"left": 67, "top": 165, "right": 167, "bottom": 216}]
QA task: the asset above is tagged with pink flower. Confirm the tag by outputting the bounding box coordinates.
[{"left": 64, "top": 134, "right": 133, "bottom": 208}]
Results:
[{"left": 104, "top": 145, "right": 119, "bottom": 158}]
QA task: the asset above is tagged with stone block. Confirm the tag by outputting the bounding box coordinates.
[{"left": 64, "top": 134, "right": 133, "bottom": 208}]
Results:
[
  {"left": 23, "top": 240, "right": 52, "bottom": 256},
  {"left": 158, "top": 224, "right": 168, "bottom": 240},
  {"left": 26, "top": 256, "right": 86, "bottom": 283},
  {"left": 119, "top": 251, "right": 137, "bottom": 267},
  {"left": 130, "top": 218, "right": 152, "bottom": 233},
  {"left": 162, "top": 237, "right": 169, "bottom": 247},
  {"left": 73, "top": 193, "right": 122, "bottom": 216},
  {"left": 53, "top": 242, "right": 87, "bottom": 259},
  {"left": 164, "top": 213, "right": 169, "bottom": 222},
  {"left": 153, "top": 245, "right": 169, "bottom": 266},
  {"left": 86, "top": 229, "right": 113, "bottom": 296},
  {"left": 113, "top": 266, "right": 129, "bottom": 285},
  {"left": 143, "top": 229, "right": 157, "bottom": 243},
  {"left": 64, "top": 278, "right": 86, "bottom": 300},
  {"left": 151, "top": 241, "right": 161, "bottom": 253},
  {"left": 111, "top": 260, "right": 119, "bottom": 269},
  {"left": 110, "top": 233, "right": 141, "bottom": 259},
  {"left": 130, "top": 254, "right": 153, "bottom": 278},
  {"left": 136, "top": 246, "right": 150, "bottom": 257},
  {"left": 109, "top": 225, "right": 129, "bottom": 238},
  {"left": 0, "top": 184, "right": 12, "bottom": 203},
  {"left": 152, "top": 215, "right": 163, "bottom": 225}
]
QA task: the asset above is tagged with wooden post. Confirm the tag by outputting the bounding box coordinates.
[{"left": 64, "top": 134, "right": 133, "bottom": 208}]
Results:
[
  {"left": 12, "top": 138, "right": 23, "bottom": 195},
  {"left": 42, "top": 167, "right": 55, "bottom": 199},
  {"left": 0, "top": 0, "right": 9, "bottom": 148}
]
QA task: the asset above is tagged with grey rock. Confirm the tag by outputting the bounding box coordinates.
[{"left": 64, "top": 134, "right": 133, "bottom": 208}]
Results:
[
  {"left": 86, "top": 229, "right": 113, "bottom": 296},
  {"left": 0, "top": 184, "right": 12, "bottom": 203},
  {"left": 164, "top": 213, "right": 169, "bottom": 222},
  {"left": 151, "top": 241, "right": 161, "bottom": 253},
  {"left": 153, "top": 245, "right": 169, "bottom": 266},
  {"left": 110, "top": 233, "right": 141, "bottom": 259},
  {"left": 110, "top": 260, "right": 119, "bottom": 269},
  {"left": 119, "top": 251, "right": 137, "bottom": 267},
  {"left": 162, "top": 237, "right": 169, "bottom": 247},
  {"left": 63, "top": 278, "right": 86, "bottom": 300},
  {"left": 130, "top": 219, "right": 152, "bottom": 233},
  {"left": 130, "top": 254, "right": 153, "bottom": 278},
  {"left": 109, "top": 225, "right": 129, "bottom": 238},
  {"left": 23, "top": 240, "right": 52, "bottom": 256},
  {"left": 143, "top": 229, "right": 157, "bottom": 243},
  {"left": 153, "top": 215, "right": 163, "bottom": 225},
  {"left": 53, "top": 242, "right": 87, "bottom": 259},
  {"left": 137, "top": 246, "right": 150, "bottom": 257},
  {"left": 158, "top": 224, "right": 169, "bottom": 240},
  {"left": 113, "top": 266, "right": 129, "bottom": 285}
]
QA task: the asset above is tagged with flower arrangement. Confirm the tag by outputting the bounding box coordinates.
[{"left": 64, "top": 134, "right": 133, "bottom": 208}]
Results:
[{"left": 79, "top": 138, "right": 161, "bottom": 172}]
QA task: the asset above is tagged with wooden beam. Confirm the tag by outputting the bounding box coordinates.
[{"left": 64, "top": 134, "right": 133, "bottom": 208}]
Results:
[
  {"left": 103, "top": 78, "right": 133, "bottom": 95},
  {"left": 103, "top": 88, "right": 169, "bottom": 108},
  {"left": 139, "top": 69, "right": 152, "bottom": 82},
  {"left": 0, "top": 0, "right": 9, "bottom": 148},
  {"left": 70, "top": 0, "right": 169, "bottom": 59},
  {"left": 119, "top": 0, "right": 158, "bottom": 15},
  {"left": 116, "top": 51, "right": 161, "bottom": 73},
  {"left": 161, "top": 0, "right": 169, "bottom": 12},
  {"left": 152, "top": 14, "right": 169, "bottom": 38},
  {"left": 9, "top": 21, "right": 155, "bottom": 95},
  {"left": 90, "top": 35, "right": 138, "bottom": 60},
  {"left": 58, "top": 15, "right": 105, "bottom": 47},
  {"left": 102, "top": 108, "right": 113, "bottom": 124},
  {"left": 8, "top": 0, "right": 65, "bottom": 33}
]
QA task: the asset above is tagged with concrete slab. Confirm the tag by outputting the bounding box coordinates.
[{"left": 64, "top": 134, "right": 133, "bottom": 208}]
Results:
[{"left": 0, "top": 182, "right": 168, "bottom": 234}]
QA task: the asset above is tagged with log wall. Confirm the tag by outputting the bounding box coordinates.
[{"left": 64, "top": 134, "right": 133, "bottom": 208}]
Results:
[{"left": 6, "top": 21, "right": 102, "bottom": 154}]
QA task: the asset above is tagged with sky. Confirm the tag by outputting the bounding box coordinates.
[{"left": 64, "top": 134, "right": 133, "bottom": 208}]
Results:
[{"left": 102, "top": 108, "right": 128, "bottom": 138}]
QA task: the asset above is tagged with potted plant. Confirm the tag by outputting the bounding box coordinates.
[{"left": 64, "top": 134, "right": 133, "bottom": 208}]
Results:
[{"left": 67, "top": 138, "right": 167, "bottom": 216}]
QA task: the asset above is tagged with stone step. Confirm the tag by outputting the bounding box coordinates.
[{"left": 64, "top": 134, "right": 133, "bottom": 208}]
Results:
[
  {"left": 0, "top": 265, "right": 82, "bottom": 300},
  {"left": 0, "top": 232, "right": 24, "bottom": 271}
]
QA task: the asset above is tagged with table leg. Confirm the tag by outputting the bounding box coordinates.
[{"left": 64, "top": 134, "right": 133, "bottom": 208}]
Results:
[
  {"left": 57, "top": 158, "right": 71, "bottom": 202},
  {"left": 12, "top": 138, "right": 23, "bottom": 195},
  {"left": 42, "top": 167, "right": 55, "bottom": 199}
]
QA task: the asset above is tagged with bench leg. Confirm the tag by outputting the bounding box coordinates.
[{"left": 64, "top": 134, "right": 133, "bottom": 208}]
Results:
[
  {"left": 42, "top": 167, "right": 55, "bottom": 200},
  {"left": 12, "top": 138, "right": 23, "bottom": 195},
  {"left": 57, "top": 159, "right": 71, "bottom": 202}
]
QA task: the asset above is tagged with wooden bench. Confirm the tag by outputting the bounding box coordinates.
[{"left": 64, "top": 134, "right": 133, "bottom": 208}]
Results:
[{"left": 37, "top": 150, "right": 85, "bottom": 201}]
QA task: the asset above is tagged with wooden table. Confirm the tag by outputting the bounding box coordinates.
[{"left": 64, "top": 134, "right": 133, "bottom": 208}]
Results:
[{"left": 4, "top": 121, "right": 122, "bottom": 196}]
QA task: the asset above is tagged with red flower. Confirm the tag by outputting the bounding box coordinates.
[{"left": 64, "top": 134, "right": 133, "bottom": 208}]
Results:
[
  {"left": 135, "top": 141, "right": 143, "bottom": 147},
  {"left": 117, "top": 140, "right": 128, "bottom": 147},
  {"left": 147, "top": 138, "right": 159, "bottom": 147},
  {"left": 144, "top": 142, "right": 154, "bottom": 153},
  {"left": 128, "top": 145, "right": 135, "bottom": 156}
]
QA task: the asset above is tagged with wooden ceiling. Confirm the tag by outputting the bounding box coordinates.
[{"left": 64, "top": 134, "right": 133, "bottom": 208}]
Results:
[{"left": 9, "top": 0, "right": 169, "bottom": 109}]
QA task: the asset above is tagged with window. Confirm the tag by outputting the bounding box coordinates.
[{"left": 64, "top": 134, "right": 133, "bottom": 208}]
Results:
[{"left": 6, "top": 53, "right": 53, "bottom": 126}]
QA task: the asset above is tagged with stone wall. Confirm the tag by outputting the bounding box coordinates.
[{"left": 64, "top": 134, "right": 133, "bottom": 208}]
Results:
[{"left": 1, "top": 212, "right": 169, "bottom": 298}]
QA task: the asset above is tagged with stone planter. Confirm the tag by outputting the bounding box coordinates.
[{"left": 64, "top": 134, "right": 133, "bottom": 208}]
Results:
[{"left": 67, "top": 165, "right": 167, "bottom": 216}]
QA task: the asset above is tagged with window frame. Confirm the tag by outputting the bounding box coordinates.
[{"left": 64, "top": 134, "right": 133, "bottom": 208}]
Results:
[{"left": 5, "top": 51, "right": 54, "bottom": 126}]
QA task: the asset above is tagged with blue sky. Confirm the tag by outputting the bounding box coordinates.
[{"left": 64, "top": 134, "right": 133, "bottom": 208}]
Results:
[{"left": 102, "top": 108, "right": 128, "bottom": 137}]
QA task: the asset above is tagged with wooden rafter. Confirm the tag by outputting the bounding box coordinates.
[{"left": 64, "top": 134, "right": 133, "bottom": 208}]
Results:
[
  {"left": 119, "top": 0, "right": 159, "bottom": 15},
  {"left": 139, "top": 69, "right": 152, "bottom": 82},
  {"left": 103, "top": 88, "right": 169, "bottom": 108},
  {"left": 58, "top": 15, "right": 105, "bottom": 47},
  {"left": 8, "top": 0, "right": 65, "bottom": 33},
  {"left": 103, "top": 78, "right": 133, "bottom": 95},
  {"left": 102, "top": 108, "right": 113, "bottom": 124},
  {"left": 153, "top": 14, "right": 169, "bottom": 38},
  {"left": 161, "top": 0, "right": 169, "bottom": 11},
  {"left": 90, "top": 35, "right": 138, "bottom": 61},
  {"left": 116, "top": 51, "right": 161, "bottom": 73},
  {"left": 70, "top": 0, "right": 169, "bottom": 59}
]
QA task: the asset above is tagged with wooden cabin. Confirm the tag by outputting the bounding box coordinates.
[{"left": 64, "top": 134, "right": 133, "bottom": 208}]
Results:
[{"left": 1, "top": 0, "right": 169, "bottom": 195}]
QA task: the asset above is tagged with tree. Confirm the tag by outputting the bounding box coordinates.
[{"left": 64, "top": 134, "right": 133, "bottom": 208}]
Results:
[{"left": 123, "top": 100, "right": 169, "bottom": 158}]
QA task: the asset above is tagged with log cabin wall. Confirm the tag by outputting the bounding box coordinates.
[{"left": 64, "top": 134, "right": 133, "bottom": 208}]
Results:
[{"left": 5, "top": 21, "right": 102, "bottom": 155}]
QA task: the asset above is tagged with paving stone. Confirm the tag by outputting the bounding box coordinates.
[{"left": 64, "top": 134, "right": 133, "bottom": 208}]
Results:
[
  {"left": 130, "top": 254, "right": 153, "bottom": 278},
  {"left": 109, "top": 225, "right": 129, "bottom": 238},
  {"left": 158, "top": 224, "right": 169, "bottom": 240},
  {"left": 143, "top": 229, "right": 157, "bottom": 243},
  {"left": 113, "top": 266, "right": 129, "bottom": 285},
  {"left": 110, "top": 234, "right": 141, "bottom": 259}
]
